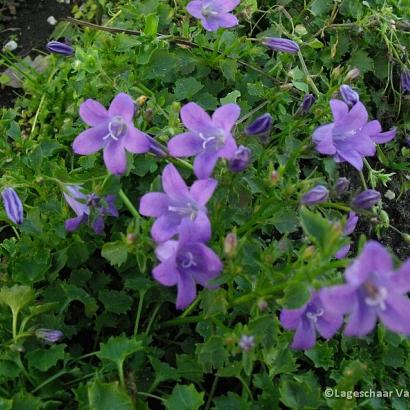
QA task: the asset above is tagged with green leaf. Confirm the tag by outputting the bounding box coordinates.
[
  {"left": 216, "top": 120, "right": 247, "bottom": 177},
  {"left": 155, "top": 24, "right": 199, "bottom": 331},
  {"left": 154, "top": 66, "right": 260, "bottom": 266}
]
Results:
[
  {"left": 219, "top": 60, "right": 237, "bottom": 82},
  {"left": 220, "top": 90, "right": 241, "bottom": 105},
  {"left": 0, "top": 285, "right": 35, "bottom": 315},
  {"left": 174, "top": 77, "right": 203, "bottom": 100},
  {"left": 88, "top": 379, "right": 135, "bottom": 410},
  {"left": 166, "top": 384, "right": 204, "bottom": 410},
  {"left": 98, "top": 290, "right": 133, "bottom": 314},
  {"left": 292, "top": 81, "right": 309, "bottom": 93},
  {"left": 305, "top": 344, "right": 334, "bottom": 370},
  {"left": 300, "top": 206, "right": 332, "bottom": 251},
  {"left": 144, "top": 13, "right": 159, "bottom": 36},
  {"left": 349, "top": 50, "right": 373, "bottom": 74},
  {"left": 97, "top": 335, "right": 143, "bottom": 368},
  {"left": 11, "top": 392, "right": 42, "bottom": 410},
  {"left": 279, "top": 373, "right": 322, "bottom": 409},
  {"left": 197, "top": 336, "right": 228, "bottom": 372},
  {"left": 0, "top": 397, "right": 12, "bottom": 410},
  {"left": 310, "top": 0, "right": 333, "bottom": 15},
  {"left": 150, "top": 357, "right": 180, "bottom": 385},
  {"left": 27, "top": 344, "right": 66, "bottom": 372},
  {"left": 200, "top": 289, "right": 228, "bottom": 318},
  {"left": 101, "top": 241, "right": 128, "bottom": 267},
  {"left": 278, "top": 282, "right": 310, "bottom": 309}
]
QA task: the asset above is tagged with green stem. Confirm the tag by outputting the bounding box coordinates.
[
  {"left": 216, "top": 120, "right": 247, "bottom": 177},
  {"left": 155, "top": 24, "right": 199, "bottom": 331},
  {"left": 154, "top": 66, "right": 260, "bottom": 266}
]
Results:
[
  {"left": 297, "top": 50, "right": 320, "bottom": 96},
  {"left": 12, "top": 309, "right": 18, "bottom": 340},
  {"left": 118, "top": 361, "right": 125, "bottom": 388},
  {"left": 144, "top": 303, "right": 161, "bottom": 335},
  {"left": 205, "top": 375, "right": 219, "bottom": 410},
  {"left": 119, "top": 189, "right": 140, "bottom": 219},
  {"left": 358, "top": 171, "right": 368, "bottom": 190},
  {"left": 137, "top": 392, "right": 166, "bottom": 402},
  {"left": 180, "top": 295, "right": 201, "bottom": 318},
  {"left": 31, "top": 369, "right": 68, "bottom": 393},
  {"left": 134, "top": 290, "right": 146, "bottom": 336}
]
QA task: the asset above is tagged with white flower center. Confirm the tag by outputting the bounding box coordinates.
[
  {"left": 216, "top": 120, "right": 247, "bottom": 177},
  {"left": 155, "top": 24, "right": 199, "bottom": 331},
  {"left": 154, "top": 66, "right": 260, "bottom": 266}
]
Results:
[
  {"left": 181, "top": 252, "right": 197, "bottom": 269},
  {"left": 364, "top": 284, "right": 388, "bottom": 311},
  {"left": 104, "top": 116, "right": 127, "bottom": 141},
  {"left": 201, "top": 4, "right": 218, "bottom": 17},
  {"left": 198, "top": 129, "right": 226, "bottom": 150},
  {"left": 167, "top": 202, "right": 198, "bottom": 220},
  {"left": 306, "top": 308, "right": 324, "bottom": 323}
]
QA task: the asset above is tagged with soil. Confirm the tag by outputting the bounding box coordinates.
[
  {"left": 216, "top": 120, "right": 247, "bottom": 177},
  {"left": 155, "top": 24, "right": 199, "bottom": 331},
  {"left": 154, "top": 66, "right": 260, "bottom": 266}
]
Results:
[{"left": 0, "top": 0, "right": 73, "bottom": 107}]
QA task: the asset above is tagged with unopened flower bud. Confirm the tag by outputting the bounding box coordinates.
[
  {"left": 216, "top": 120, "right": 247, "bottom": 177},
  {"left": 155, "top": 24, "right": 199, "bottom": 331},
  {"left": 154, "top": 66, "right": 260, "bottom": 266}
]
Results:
[
  {"left": 144, "top": 108, "right": 153, "bottom": 124},
  {"left": 303, "top": 245, "right": 315, "bottom": 259},
  {"left": 344, "top": 68, "right": 360, "bottom": 82},
  {"left": 262, "top": 37, "right": 299, "bottom": 54},
  {"left": 402, "top": 233, "right": 410, "bottom": 244},
  {"left": 224, "top": 232, "right": 237, "bottom": 257},
  {"left": 334, "top": 177, "right": 350, "bottom": 195},
  {"left": 352, "top": 189, "right": 381, "bottom": 209},
  {"left": 379, "top": 210, "right": 389, "bottom": 227},
  {"left": 296, "top": 94, "right": 316, "bottom": 115},
  {"left": 1, "top": 187, "right": 23, "bottom": 225},
  {"left": 136, "top": 95, "right": 148, "bottom": 106},
  {"left": 46, "top": 40, "right": 74, "bottom": 56},
  {"left": 35, "top": 329, "right": 64, "bottom": 343},
  {"left": 238, "top": 335, "right": 255, "bottom": 352},
  {"left": 270, "top": 170, "right": 279, "bottom": 184},
  {"left": 401, "top": 70, "right": 410, "bottom": 94},
  {"left": 126, "top": 233, "right": 137, "bottom": 245},
  {"left": 229, "top": 146, "right": 252, "bottom": 172},
  {"left": 340, "top": 85, "right": 359, "bottom": 107},
  {"left": 301, "top": 185, "right": 329, "bottom": 205},
  {"left": 245, "top": 113, "right": 272, "bottom": 137},
  {"left": 257, "top": 299, "right": 268, "bottom": 311}
]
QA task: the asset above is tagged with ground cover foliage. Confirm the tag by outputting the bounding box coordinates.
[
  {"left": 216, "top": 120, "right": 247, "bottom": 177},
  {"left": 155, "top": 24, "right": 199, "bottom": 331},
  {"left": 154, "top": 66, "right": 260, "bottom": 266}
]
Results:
[{"left": 0, "top": 0, "right": 410, "bottom": 408}]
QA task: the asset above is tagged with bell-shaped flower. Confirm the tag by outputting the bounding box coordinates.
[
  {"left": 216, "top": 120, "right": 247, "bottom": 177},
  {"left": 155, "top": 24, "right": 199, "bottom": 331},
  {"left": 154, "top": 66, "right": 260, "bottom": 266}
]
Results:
[
  {"left": 139, "top": 164, "right": 217, "bottom": 243},
  {"left": 72, "top": 93, "right": 150, "bottom": 175}
]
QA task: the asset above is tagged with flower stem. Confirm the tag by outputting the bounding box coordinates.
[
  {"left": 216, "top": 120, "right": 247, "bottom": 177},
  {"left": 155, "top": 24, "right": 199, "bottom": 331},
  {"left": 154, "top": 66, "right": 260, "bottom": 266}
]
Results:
[
  {"left": 297, "top": 50, "right": 320, "bottom": 96},
  {"left": 359, "top": 171, "right": 368, "bottom": 190},
  {"left": 118, "top": 189, "right": 140, "bottom": 219},
  {"left": 134, "top": 290, "right": 146, "bottom": 336}
]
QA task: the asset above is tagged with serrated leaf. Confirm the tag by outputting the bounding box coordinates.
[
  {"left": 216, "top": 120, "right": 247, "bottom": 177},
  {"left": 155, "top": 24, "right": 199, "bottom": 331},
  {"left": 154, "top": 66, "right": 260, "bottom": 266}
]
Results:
[
  {"left": 88, "top": 379, "right": 135, "bottom": 410},
  {"left": 219, "top": 59, "right": 237, "bottom": 82},
  {"left": 300, "top": 207, "right": 332, "bottom": 250},
  {"left": 97, "top": 335, "right": 143, "bottom": 368},
  {"left": 27, "top": 344, "right": 66, "bottom": 372},
  {"left": 278, "top": 282, "right": 310, "bottom": 309},
  {"left": 197, "top": 336, "right": 228, "bottom": 372},
  {"left": 166, "top": 384, "right": 204, "bottom": 410},
  {"left": 220, "top": 90, "right": 241, "bottom": 104},
  {"left": 101, "top": 241, "right": 128, "bottom": 267},
  {"left": 174, "top": 77, "right": 203, "bottom": 100},
  {"left": 0, "top": 285, "right": 35, "bottom": 315},
  {"left": 98, "top": 290, "right": 133, "bottom": 314},
  {"left": 349, "top": 50, "right": 373, "bottom": 74}
]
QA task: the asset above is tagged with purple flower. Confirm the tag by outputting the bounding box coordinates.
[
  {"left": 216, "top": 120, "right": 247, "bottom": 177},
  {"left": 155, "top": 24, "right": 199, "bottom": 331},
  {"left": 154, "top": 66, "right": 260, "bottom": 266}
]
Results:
[
  {"left": 301, "top": 185, "right": 329, "bottom": 205},
  {"left": 401, "top": 70, "right": 410, "bottom": 93},
  {"left": 152, "top": 216, "right": 222, "bottom": 309},
  {"left": 335, "top": 212, "right": 358, "bottom": 259},
  {"left": 168, "top": 102, "right": 240, "bottom": 178},
  {"left": 139, "top": 164, "right": 217, "bottom": 243},
  {"left": 229, "top": 145, "right": 252, "bottom": 172},
  {"left": 280, "top": 291, "right": 343, "bottom": 350},
  {"left": 46, "top": 40, "right": 74, "bottom": 56},
  {"left": 245, "top": 113, "right": 273, "bottom": 136},
  {"left": 239, "top": 335, "right": 255, "bottom": 352},
  {"left": 334, "top": 177, "right": 350, "bottom": 195},
  {"left": 35, "top": 328, "right": 64, "bottom": 343},
  {"left": 262, "top": 37, "right": 300, "bottom": 54},
  {"left": 186, "top": 0, "right": 239, "bottom": 32},
  {"left": 147, "top": 135, "right": 167, "bottom": 157},
  {"left": 339, "top": 85, "right": 359, "bottom": 107},
  {"left": 1, "top": 188, "right": 23, "bottom": 225},
  {"left": 72, "top": 93, "right": 150, "bottom": 175},
  {"left": 63, "top": 185, "right": 118, "bottom": 234},
  {"left": 352, "top": 189, "right": 381, "bottom": 209},
  {"left": 322, "top": 241, "right": 410, "bottom": 337},
  {"left": 312, "top": 100, "right": 397, "bottom": 171},
  {"left": 296, "top": 94, "right": 316, "bottom": 115}
]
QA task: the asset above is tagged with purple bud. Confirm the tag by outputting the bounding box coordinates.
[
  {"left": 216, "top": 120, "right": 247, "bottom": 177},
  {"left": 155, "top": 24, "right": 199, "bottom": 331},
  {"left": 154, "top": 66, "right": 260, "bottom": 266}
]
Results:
[
  {"left": 343, "top": 211, "right": 358, "bottom": 235},
  {"left": 301, "top": 185, "right": 329, "bottom": 205},
  {"left": 340, "top": 85, "right": 359, "bottom": 107},
  {"left": 35, "top": 328, "right": 64, "bottom": 343},
  {"left": 334, "top": 177, "right": 350, "bottom": 194},
  {"left": 146, "top": 135, "right": 167, "bottom": 157},
  {"left": 229, "top": 146, "right": 252, "bottom": 172},
  {"left": 2, "top": 188, "right": 23, "bottom": 225},
  {"left": 400, "top": 70, "right": 410, "bottom": 93},
  {"left": 245, "top": 113, "right": 272, "bottom": 136},
  {"left": 46, "top": 40, "right": 74, "bottom": 56},
  {"left": 297, "top": 94, "right": 316, "bottom": 115},
  {"left": 352, "top": 189, "right": 381, "bottom": 209},
  {"left": 262, "top": 37, "right": 300, "bottom": 54},
  {"left": 344, "top": 68, "right": 360, "bottom": 82},
  {"left": 239, "top": 335, "right": 255, "bottom": 352}
]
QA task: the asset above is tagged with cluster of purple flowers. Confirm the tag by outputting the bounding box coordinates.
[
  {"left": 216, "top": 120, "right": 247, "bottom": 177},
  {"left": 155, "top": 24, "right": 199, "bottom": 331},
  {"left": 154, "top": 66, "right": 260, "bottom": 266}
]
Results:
[
  {"left": 139, "top": 164, "right": 222, "bottom": 309},
  {"left": 281, "top": 241, "right": 410, "bottom": 350}
]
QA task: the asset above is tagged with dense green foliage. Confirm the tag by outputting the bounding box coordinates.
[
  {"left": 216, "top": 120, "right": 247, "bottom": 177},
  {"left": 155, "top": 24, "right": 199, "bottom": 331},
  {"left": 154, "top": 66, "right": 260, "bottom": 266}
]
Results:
[{"left": 0, "top": 0, "right": 409, "bottom": 408}]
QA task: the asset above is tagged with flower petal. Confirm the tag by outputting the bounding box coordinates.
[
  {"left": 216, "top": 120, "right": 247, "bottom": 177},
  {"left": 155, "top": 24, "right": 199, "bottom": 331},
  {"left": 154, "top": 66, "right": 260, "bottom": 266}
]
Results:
[
  {"left": 320, "top": 284, "right": 357, "bottom": 315},
  {"left": 329, "top": 99, "right": 348, "bottom": 122},
  {"left": 139, "top": 193, "right": 170, "bottom": 217},
  {"left": 212, "top": 104, "right": 240, "bottom": 132},
  {"left": 176, "top": 272, "right": 197, "bottom": 309},
  {"left": 312, "top": 124, "right": 336, "bottom": 155},
  {"left": 380, "top": 295, "right": 410, "bottom": 335},
  {"left": 103, "top": 141, "right": 127, "bottom": 175},
  {"left": 291, "top": 317, "right": 316, "bottom": 350},
  {"left": 336, "top": 149, "right": 363, "bottom": 171},
  {"left": 186, "top": 0, "right": 203, "bottom": 18},
  {"left": 335, "top": 244, "right": 351, "bottom": 259},
  {"left": 123, "top": 127, "right": 150, "bottom": 153},
  {"left": 215, "top": 13, "right": 238, "bottom": 28},
  {"left": 362, "top": 120, "right": 382, "bottom": 137},
  {"left": 201, "top": 17, "right": 221, "bottom": 32},
  {"left": 190, "top": 179, "right": 218, "bottom": 205},
  {"left": 390, "top": 260, "right": 410, "bottom": 294},
  {"left": 151, "top": 214, "right": 181, "bottom": 243},
  {"left": 218, "top": 134, "right": 237, "bottom": 158},
  {"left": 316, "top": 311, "right": 343, "bottom": 339},
  {"left": 108, "top": 93, "right": 135, "bottom": 121},
  {"left": 335, "top": 101, "right": 368, "bottom": 133},
  {"left": 197, "top": 243, "right": 223, "bottom": 276},
  {"left": 180, "top": 102, "right": 212, "bottom": 134},
  {"left": 280, "top": 306, "right": 306, "bottom": 330},
  {"left": 72, "top": 124, "right": 107, "bottom": 155},
  {"left": 162, "top": 164, "right": 189, "bottom": 200},
  {"left": 167, "top": 132, "right": 203, "bottom": 157},
  {"left": 178, "top": 212, "right": 211, "bottom": 244},
  {"left": 153, "top": 259, "right": 179, "bottom": 286},
  {"left": 213, "top": 0, "right": 240, "bottom": 13},
  {"left": 155, "top": 240, "right": 178, "bottom": 262},
  {"left": 193, "top": 150, "right": 219, "bottom": 178},
  {"left": 372, "top": 128, "right": 396, "bottom": 144},
  {"left": 79, "top": 99, "right": 109, "bottom": 126},
  {"left": 65, "top": 215, "right": 86, "bottom": 232},
  {"left": 344, "top": 297, "right": 377, "bottom": 337}
]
